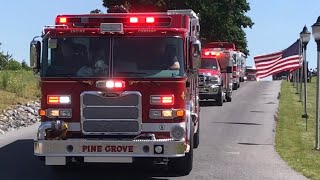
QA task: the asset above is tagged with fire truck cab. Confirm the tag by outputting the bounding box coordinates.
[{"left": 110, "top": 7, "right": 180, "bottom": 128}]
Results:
[{"left": 29, "top": 8, "right": 201, "bottom": 175}]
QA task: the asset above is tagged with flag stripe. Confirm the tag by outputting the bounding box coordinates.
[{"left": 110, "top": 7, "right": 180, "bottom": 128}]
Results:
[
  {"left": 257, "top": 61, "right": 300, "bottom": 76},
  {"left": 258, "top": 64, "right": 300, "bottom": 78},
  {"left": 254, "top": 53, "right": 282, "bottom": 63},
  {"left": 255, "top": 55, "right": 300, "bottom": 71},
  {"left": 253, "top": 51, "right": 282, "bottom": 60}
]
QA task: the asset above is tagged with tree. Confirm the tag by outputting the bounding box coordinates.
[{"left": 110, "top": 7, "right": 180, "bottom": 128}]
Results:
[
  {"left": 90, "top": 9, "right": 102, "bottom": 14},
  {"left": 0, "top": 47, "right": 11, "bottom": 70},
  {"left": 21, "top": 60, "right": 31, "bottom": 71},
  {"left": 102, "top": 0, "right": 254, "bottom": 55},
  {"left": 5, "top": 59, "right": 22, "bottom": 70}
]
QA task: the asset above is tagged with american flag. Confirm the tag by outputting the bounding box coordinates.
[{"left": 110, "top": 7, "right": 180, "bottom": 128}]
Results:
[{"left": 254, "top": 40, "right": 302, "bottom": 79}]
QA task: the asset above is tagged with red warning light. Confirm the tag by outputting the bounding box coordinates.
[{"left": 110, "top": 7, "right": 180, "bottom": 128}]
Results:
[
  {"left": 130, "top": 17, "right": 138, "bottom": 23},
  {"left": 203, "top": 51, "right": 221, "bottom": 57},
  {"left": 146, "top": 17, "right": 155, "bottom": 23}
]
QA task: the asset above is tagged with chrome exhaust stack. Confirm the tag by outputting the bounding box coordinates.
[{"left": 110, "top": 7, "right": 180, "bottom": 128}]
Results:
[{"left": 37, "top": 120, "right": 68, "bottom": 140}]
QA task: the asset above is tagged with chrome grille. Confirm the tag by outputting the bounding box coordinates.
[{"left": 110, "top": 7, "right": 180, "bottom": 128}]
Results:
[
  {"left": 198, "top": 75, "right": 205, "bottom": 87},
  {"left": 83, "top": 121, "right": 139, "bottom": 133},
  {"left": 81, "top": 91, "right": 142, "bottom": 135}
]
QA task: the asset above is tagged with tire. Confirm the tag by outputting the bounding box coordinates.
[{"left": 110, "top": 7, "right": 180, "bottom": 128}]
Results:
[
  {"left": 216, "top": 87, "right": 223, "bottom": 106},
  {"left": 169, "top": 126, "right": 194, "bottom": 176},
  {"left": 233, "top": 83, "right": 238, "bottom": 90},
  {"left": 226, "top": 93, "right": 232, "bottom": 102},
  {"left": 237, "top": 83, "right": 240, "bottom": 88}
]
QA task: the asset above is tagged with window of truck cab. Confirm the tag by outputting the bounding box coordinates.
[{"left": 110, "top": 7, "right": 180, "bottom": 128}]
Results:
[
  {"left": 112, "top": 37, "right": 185, "bottom": 78},
  {"left": 42, "top": 37, "right": 111, "bottom": 78},
  {"left": 41, "top": 36, "right": 184, "bottom": 78}
]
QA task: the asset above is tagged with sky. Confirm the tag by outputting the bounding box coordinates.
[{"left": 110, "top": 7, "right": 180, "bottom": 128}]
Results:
[{"left": 0, "top": 0, "right": 319, "bottom": 79}]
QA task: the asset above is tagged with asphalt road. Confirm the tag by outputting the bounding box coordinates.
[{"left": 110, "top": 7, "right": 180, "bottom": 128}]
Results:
[{"left": 0, "top": 81, "right": 308, "bottom": 180}]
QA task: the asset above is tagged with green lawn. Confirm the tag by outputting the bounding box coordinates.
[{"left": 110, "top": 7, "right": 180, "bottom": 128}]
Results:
[
  {"left": 276, "top": 78, "right": 320, "bottom": 180},
  {"left": 0, "top": 70, "right": 40, "bottom": 111}
]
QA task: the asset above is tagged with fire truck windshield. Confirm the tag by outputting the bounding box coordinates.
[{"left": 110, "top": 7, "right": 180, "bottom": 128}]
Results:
[
  {"left": 200, "top": 58, "right": 218, "bottom": 70},
  {"left": 42, "top": 37, "right": 184, "bottom": 78},
  {"left": 112, "top": 37, "right": 184, "bottom": 78}
]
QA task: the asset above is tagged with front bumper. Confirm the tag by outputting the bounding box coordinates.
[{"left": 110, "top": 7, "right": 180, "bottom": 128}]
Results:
[
  {"left": 199, "top": 85, "right": 219, "bottom": 95},
  {"left": 34, "top": 139, "right": 185, "bottom": 158}
]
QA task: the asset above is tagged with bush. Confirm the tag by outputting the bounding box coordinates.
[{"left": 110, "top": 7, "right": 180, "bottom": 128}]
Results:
[{"left": 0, "top": 70, "right": 39, "bottom": 99}]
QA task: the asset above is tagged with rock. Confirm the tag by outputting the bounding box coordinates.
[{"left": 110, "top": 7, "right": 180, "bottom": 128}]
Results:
[
  {"left": 0, "top": 100, "right": 41, "bottom": 136},
  {"left": 17, "top": 107, "right": 24, "bottom": 112},
  {"left": 25, "top": 107, "right": 34, "bottom": 114}
]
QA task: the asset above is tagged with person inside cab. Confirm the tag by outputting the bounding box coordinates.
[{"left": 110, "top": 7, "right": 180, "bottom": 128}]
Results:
[
  {"left": 47, "top": 39, "right": 85, "bottom": 76},
  {"left": 156, "top": 40, "right": 180, "bottom": 70},
  {"left": 142, "top": 39, "right": 180, "bottom": 70},
  {"left": 77, "top": 48, "right": 109, "bottom": 77}
]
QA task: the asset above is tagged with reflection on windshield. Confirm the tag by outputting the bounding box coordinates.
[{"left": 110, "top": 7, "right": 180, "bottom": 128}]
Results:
[
  {"left": 200, "top": 58, "right": 218, "bottom": 70},
  {"left": 43, "top": 37, "right": 110, "bottom": 77},
  {"left": 42, "top": 37, "right": 185, "bottom": 78},
  {"left": 113, "top": 37, "right": 184, "bottom": 78}
]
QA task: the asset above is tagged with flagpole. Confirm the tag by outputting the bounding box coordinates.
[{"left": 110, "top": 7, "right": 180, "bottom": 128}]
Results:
[
  {"left": 296, "top": 68, "right": 299, "bottom": 94},
  {"left": 299, "top": 63, "right": 303, "bottom": 102}
]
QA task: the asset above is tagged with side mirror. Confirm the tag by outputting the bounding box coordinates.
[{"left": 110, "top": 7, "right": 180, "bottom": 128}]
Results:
[
  {"left": 190, "top": 40, "right": 201, "bottom": 72},
  {"left": 30, "top": 40, "right": 41, "bottom": 73},
  {"left": 226, "top": 66, "right": 233, "bottom": 73}
]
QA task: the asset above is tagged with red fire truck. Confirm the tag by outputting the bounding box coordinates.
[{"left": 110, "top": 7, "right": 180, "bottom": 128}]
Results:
[
  {"left": 198, "top": 50, "right": 224, "bottom": 106},
  {"left": 30, "top": 8, "right": 201, "bottom": 175},
  {"left": 199, "top": 42, "right": 235, "bottom": 102}
]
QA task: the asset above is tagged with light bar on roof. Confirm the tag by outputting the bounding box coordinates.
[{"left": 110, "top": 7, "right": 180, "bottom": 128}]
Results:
[{"left": 100, "top": 23, "right": 123, "bottom": 33}]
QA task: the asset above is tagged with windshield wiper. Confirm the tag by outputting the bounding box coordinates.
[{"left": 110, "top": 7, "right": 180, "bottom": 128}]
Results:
[
  {"left": 64, "top": 75, "right": 93, "bottom": 86},
  {"left": 117, "top": 72, "right": 147, "bottom": 74}
]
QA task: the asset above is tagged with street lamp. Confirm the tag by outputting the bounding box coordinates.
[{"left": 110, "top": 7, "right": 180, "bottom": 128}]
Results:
[
  {"left": 312, "top": 16, "right": 320, "bottom": 150},
  {"left": 300, "top": 25, "right": 311, "bottom": 131}
]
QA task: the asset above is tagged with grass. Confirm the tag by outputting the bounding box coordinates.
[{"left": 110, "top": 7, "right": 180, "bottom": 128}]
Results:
[
  {"left": 0, "top": 70, "right": 40, "bottom": 111},
  {"left": 276, "top": 77, "right": 320, "bottom": 180}
]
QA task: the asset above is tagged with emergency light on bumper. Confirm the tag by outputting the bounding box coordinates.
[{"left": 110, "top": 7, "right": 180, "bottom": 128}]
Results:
[
  {"left": 45, "top": 109, "right": 72, "bottom": 118},
  {"left": 149, "top": 109, "right": 184, "bottom": 119}
]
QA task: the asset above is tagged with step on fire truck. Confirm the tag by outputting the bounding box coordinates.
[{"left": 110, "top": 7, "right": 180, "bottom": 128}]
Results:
[
  {"left": 199, "top": 42, "right": 238, "bottom": 103},
  {"left": 30, "top": 8, "right": 201, "bottom": 175}
]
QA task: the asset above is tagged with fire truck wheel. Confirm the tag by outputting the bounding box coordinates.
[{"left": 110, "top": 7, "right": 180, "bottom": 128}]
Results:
[
  {"left": 216, "top": 88, "right": 223, "bottom": 106},
  {"left": 226, "top": 94, "right": 232, "bottom": 102},
  {"left": 168, "top": 125, "right": 194, "bottom": 175},
  {"left": 232, "top": 83, "right": 238, "bottom": 90}
]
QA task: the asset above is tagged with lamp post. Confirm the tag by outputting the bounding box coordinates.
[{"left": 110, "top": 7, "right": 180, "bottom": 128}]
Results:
[
  {"left": 312, "top": 16, "right": 320, "bottom": 150},
  {"left": 300, "top": 26, "right": 311, "bottom": 131},
  {"left": 296, "top": 67, "right": 300, "bottom": 94}
]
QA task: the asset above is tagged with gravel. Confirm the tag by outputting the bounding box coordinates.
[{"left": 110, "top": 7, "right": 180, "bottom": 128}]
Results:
[{"left": 0, "top": 101, "right": 40, "bottom": 135}]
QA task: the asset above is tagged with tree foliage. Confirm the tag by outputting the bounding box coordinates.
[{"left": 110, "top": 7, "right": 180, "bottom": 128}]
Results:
[
  {"left": 90, "top": 9, "right": 102, "bottom": 14},
  {"left": 101, "top": 0, "right": 254, "bottom": 55},
  {"left": 0, "top": 43, "right": 30, "bottom": 71}
]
